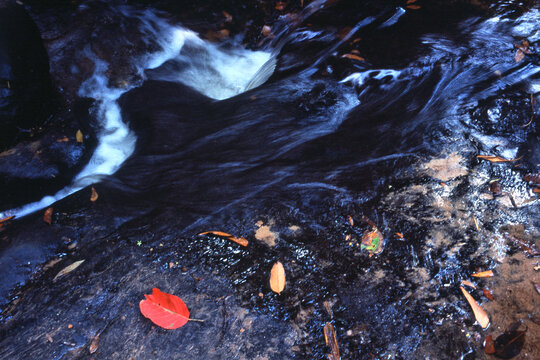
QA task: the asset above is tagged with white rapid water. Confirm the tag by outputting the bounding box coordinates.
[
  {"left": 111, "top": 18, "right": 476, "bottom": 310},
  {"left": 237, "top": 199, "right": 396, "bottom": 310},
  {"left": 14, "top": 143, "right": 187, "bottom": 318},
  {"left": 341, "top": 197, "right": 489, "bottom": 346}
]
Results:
[{"left": 0, "top": 10, "right": 270, "bottom": 219}]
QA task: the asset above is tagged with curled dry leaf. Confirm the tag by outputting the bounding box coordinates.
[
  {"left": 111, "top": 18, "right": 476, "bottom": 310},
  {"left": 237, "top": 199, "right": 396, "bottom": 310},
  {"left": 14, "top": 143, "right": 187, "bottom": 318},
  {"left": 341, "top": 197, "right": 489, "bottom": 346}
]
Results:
[
  {"left": 341, "top": 53, "right": 365, "bottom": 61},
  {"left": 361, "top": 228, "right": 384, "bottom": 254},
  {"left": 262, "top": 25, "right": 272, "bottom": 37},
  {"left": 139, "top": 288, "right": 190, "bottom": 329},
  {"left": 76, "top": 130, "right": 83, "bottom": 143},
  {"left": 483, "top": 289, "right": 495, "bottom": 301},
  {"left": 89, "top": 335, "right": 99, "bottom": 354},
  {"left": 0, "top": 215, "right": 15, "bottom": 224},
  {"left": 323, "top": 322, "right": 340, "bottom": 360},
  {"left": 477, "top": 155, "right": 523, "bottom": 163},
  {"left": 269, "top": 261, "right": 286, "bottom": 295},
  {"left": 472, "top": 270, "right": 494, "bottom": 278},
  {"left": 461, "top": 280, "right": 476, "bottom": 289},
  {"left": 44, "top": 207, "right": 54, "bottom": 225},
  {"left": 484, "top": 335, "right": 495, "bottom": 354},
  {"left": 460, "top": 286, "right": 490, "bottom": 328},
  {"left": 198, "top": 231, "right": 248, "bottom": 247},
  {"left": 53, "top": 260, "right": 85, "bottom": 282},
  {"left": 533, "top": 282, "right": 540, "bottom": 295},
  {"left": 275, "top": 1, "right": 286, "bottom": 11},
  {"left": 90, "top": 187, "right": 99, "bottom": 202}
]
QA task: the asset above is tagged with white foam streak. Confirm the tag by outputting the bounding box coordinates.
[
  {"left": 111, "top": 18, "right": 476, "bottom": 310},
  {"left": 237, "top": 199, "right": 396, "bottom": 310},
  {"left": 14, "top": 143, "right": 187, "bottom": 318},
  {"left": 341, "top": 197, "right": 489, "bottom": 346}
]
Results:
[{"left": 0, "top": 12, "right": 273, "bottom": 219}]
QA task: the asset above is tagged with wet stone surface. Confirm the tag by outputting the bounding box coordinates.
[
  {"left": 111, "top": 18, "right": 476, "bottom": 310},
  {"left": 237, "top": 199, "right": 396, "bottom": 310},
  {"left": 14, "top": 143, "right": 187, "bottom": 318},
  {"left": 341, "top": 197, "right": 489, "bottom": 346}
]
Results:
[{"left": 1, "top": 0, "right": 539, "bottom": 359}]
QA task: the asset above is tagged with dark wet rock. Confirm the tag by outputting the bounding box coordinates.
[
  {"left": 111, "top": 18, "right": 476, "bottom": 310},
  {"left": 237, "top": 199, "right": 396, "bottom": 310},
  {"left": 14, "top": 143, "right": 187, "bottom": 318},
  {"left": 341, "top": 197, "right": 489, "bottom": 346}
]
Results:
[
  {"left": 0, "top": 99, "right": 96, "bottom": 211},
  {"left": 0, "top": 1, "right": 55, "bottom": 150}
]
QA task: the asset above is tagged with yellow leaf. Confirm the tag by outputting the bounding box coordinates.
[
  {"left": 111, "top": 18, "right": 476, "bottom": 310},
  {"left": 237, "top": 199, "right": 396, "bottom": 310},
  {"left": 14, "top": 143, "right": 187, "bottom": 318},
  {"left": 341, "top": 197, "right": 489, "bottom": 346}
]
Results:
[
  {"left": 460, "top": 286, "right": 490, "bottom": 328},
  {"left": 76, "top": 130, "right": 83, "bottom": 143},
  {"left": 90, "top": 187, "right": 99, "bottom": 202},
  {"left": 198, "top": 231, "right": 248, "bottom": 247},
  {"left": 461, "top": 280, "right": 476, "bottom": 289},
  {"left": 472, "top": 270, "right": 494, "bottom": 278},
  {"left": 477, "top": 155, "right": 522, "bottom": 163},
  {"left": 323, "top": 322, "right": 340, "bottom": 360},
  {"left": 269, "top": 261, "right": 286, "bottom": 295},
  {"left": 53, "top": 260, "right": 85, "bottom": 282}
]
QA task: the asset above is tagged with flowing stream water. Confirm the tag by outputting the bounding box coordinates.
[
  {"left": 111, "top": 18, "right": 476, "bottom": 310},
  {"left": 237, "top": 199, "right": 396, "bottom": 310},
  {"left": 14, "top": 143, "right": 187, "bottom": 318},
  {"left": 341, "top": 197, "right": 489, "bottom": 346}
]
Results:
[{"left": 0, "top": 1, "right": 539, "bottom": 359}]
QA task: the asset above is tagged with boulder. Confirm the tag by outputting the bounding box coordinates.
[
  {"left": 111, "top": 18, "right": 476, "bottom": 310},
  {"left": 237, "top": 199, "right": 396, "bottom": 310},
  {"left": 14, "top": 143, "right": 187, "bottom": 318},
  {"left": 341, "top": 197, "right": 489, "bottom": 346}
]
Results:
[{"left": 0, "top": 1, "right": 54, "bottom": 150}]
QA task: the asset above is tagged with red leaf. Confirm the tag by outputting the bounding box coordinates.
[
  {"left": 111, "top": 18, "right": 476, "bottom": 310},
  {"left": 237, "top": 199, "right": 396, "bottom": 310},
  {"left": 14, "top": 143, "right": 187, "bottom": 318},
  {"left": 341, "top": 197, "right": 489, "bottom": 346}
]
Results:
[{"left": 139, "top": 288, "right": 190, "bottom": 329}]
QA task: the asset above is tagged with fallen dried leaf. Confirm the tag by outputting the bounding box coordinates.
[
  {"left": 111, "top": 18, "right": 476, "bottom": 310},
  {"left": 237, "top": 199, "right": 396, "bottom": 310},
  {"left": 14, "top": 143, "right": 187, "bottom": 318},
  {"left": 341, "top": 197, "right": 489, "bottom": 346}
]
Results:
[
  {"left": 76, "top": 130, "right": 83, "bottom": 143},
  {"left": 262, "top": 25, "right": 272, "bottom": 37},
  {"left": 461, "top": 280, "right": 476, "bottom": 289},
  {"left": 198, "top": 231, "right": 248, "bottom": 247},
  {"left": 89, "top": 335, "right": 99, "bottom": 354},
  {"left": 0, "top": 215, "right": 15, "bottom": 224},
  {"left": 56, "top": 137, "right": 69, "bottom": 143},
  {"left": 44, "top": 207, "right": 53, "bottom": 225},
  {"left": 460, "top": 286, "right": 490, "bottom": 328},
  {"left": 472, "top": 270, "right": 494, "bottom": 278},
  {"left": 269, "top": 261, "right": 286, "bottom": 295},
  {"left": 54, "top": 260, "right": 85, "bottom": 282},
  {"left": 348, "top": 215, "right": 354, "bottom": 226},
  {"left": 477, "top": 155, "right": 523, "bottom": 163},
  {"left": 492, "top": 328, "right": 526, "bottom": 358},
  {"left": 394, "top": 232, "right": 404, "bottom": 239},
  {"left": 407, "top": 4, "right": 421, "bottom": 10},
  {"left": 67, "top": 324, "right": 73, "bottom": 329},
  {"left": 533, "top": 282, "right": 540, "bottom": 295},
  {"left": 504, "top": 234, "right": 540, "bottom": 257},
  {"left": 484, "top": 335, "right": 495, "bottom": 354},
  {"left": 406, "top": 0, "right": 417, "bottom": 4},
  {"left": 341, "top": 53, "right": 365, "bottom": 61},
  {"left": 361, "top": 228, "right": 384, "bottom": 254},
  {"left": 222, "top": 10, "right": 232, "bottom": 23},
  {"left": 90, "top": 187, "right": 99, "bottom": 202},
  {"left": 514, "top": 40, "right": 530, "bottom": 63},
  {"left": 139, "top": 288, "right": 190, "bottom": 329},
  {"left": 323, "top": 322, "right": 340, "bottom": 360},
  {"left": 483, "top": 288, "right": 495, "bottom": 301},
  {"left": 275, "top": 1, "right": 286, "bottom": 11}
]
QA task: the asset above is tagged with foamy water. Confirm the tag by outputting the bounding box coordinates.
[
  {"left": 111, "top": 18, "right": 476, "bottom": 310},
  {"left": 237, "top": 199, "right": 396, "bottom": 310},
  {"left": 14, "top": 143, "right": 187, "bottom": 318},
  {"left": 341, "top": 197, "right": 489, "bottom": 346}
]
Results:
[{"left": 0, "top": 10, "right": 270, "bottom": 219}]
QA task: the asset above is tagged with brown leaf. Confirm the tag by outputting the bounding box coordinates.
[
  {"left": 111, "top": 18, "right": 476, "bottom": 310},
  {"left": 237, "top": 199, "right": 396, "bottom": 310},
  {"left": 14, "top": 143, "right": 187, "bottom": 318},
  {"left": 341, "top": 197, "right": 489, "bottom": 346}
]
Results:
[
  {"left": 484, "top": 335, "right": 495, "bottom": 354},
  {"left": 348, "top": 215, "right": 354, "bottom": 226},
  {"left": 407, "top": 4, "right": 421, "bottom": 10},
  {"left": 406, "top": 0, "right": 417, "bottom": 3},
  {"left": 394, "top": 232, "right": 404, "bottom": 239},
  {"left": 56, "top": 137, "right": 69, "bottom": 143},
  {"left": 222, "top": 10, "right": 232, "bottom": 23},
  {"left": 460, "top": 286, "right": 490, "bottom": 328},
  {"left": 53, "top": 260, "right": 85, "bottom": 282},
  {"left": 90, "top": 187, "right": 99, "bottom": 202},
  {"left": 89, "top": 335, "right": 99, "bottom": 354},
  {"left": 483, "top": 288, "right": 495, "bottom": 301},
  {"left": 198, "top": 231, "right": 248, "bottom": 247},
  {"left": 515, "top": 50, "right": 525, "bottom": 63},
  {"left": 504, "top": 234, "right": 540, "bottom": 257},
  {"left": 275, "top": 1, "right": 286, "bottom": 11},
  {"left": 0, "top": 215, "right": 15, "bottom": 224},
  {"left": 533, "top": 282, "right": 540, "bottom": 295},
  {"left": 341, "top": 53, "right": 365, "bottom": 61},
  {"left": 269, "top": 261, "right": 286, "bottom": 295},
  {"left": 514, "top": 40, "right": 530, "bottom": 63},
  {"left": 76, "top": 130, "right": 83, "bottom": 143},
  {"left": 477, "top": 155, "right": 523, "bottom": 163},
  {"left": 472, "top": 270, "right": 494, "bottom": 278},
  {"left": 44, "top": 207, "right": 53, "bottom": 225},
  {"left": 492, "top": 329, "right": 526, "bottom": 358},
  {"left": 461, "top": 280, "right": 476, "bottom": 289},
  {"left": 262, "top": 25, "right": 272, "bottom": 37},
  {"left": 361, "top": 228, "right": 384, "bottom": 254},
  {"left": 323, "top": 322, "right": 340, "bottom": 360}
]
